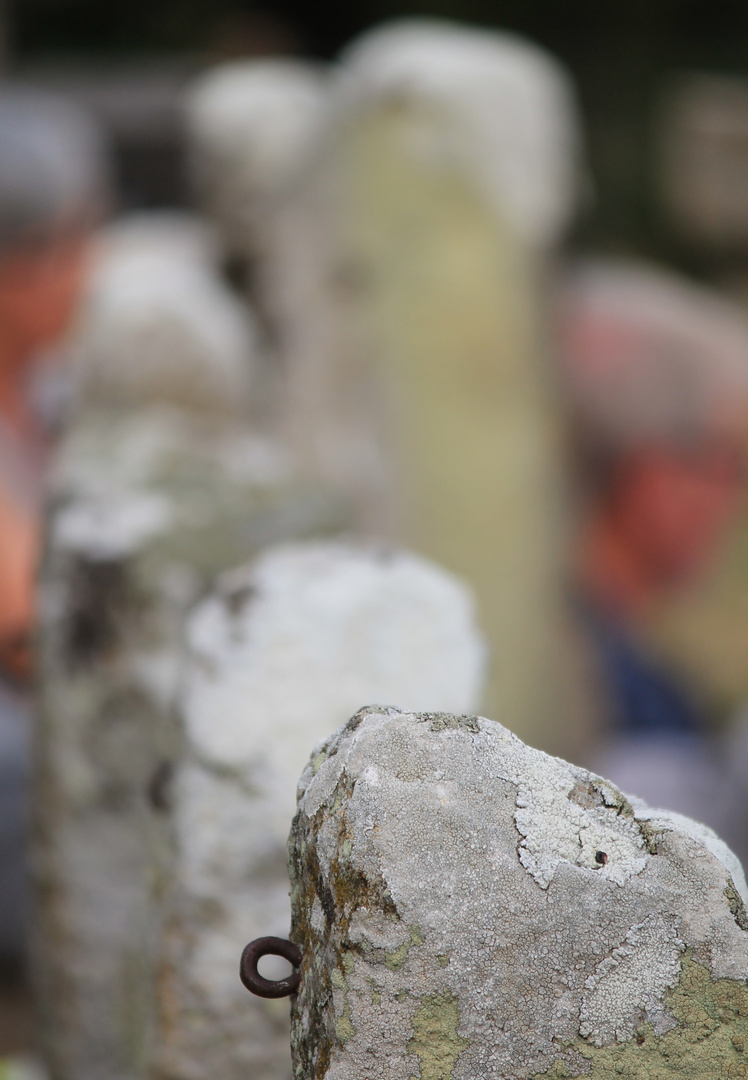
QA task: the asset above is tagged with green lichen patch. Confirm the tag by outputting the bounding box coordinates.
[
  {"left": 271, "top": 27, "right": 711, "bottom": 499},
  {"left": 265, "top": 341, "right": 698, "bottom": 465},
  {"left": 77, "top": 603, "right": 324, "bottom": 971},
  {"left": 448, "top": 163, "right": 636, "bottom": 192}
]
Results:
[
  {"left": 422, "top": 713, "right": 480, "bottom": 734},
  {"left": 386, "top": 926, "right": 425, "bottom": 971},
  {"left": 407, "top": 991, "right": 469, "bottom": 1080},
  {"left": 726, "top": 883, "right": 748, "bottom": 932},
  {"left": 335, "top": 1003, "right": 355, "bottom": 1045},
  {"left": 533, "top": 956, "right": 748, "bottom": 1078}
]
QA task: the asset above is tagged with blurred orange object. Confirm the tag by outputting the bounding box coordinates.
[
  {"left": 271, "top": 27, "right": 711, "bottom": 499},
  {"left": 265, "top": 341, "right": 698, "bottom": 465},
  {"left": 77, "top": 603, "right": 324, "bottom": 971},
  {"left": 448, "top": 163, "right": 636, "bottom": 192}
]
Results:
[
  {"left": 578, "top": 442, "right": 746, "bottom": 619},
  {"left": 0, "top": 486, "right": 36, "bottom": 682},
  {"left": 0, "top": 90, "right": 109, "bottom": 687}
]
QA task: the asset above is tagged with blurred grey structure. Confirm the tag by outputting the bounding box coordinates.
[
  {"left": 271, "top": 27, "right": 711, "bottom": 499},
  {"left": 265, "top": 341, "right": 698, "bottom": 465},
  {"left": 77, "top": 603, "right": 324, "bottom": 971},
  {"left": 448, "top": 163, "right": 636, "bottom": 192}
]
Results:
[
  {"left": 71, "top": 211, "right": 256, "bottom": 419},
  {"left": 658, "top": 74, "right": 748, "bottom": 252},
  {"left": 32, "top": 217, "right": 349, "bottom": 1080},
  {"left": 12, "top": 59, "right": 199, "bottom": 209}
]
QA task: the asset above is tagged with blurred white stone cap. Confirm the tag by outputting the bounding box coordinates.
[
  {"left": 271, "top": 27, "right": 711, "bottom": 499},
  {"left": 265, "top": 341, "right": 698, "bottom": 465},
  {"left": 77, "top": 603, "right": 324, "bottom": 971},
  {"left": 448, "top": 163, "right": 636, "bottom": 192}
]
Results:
[
  {"left": 185, "top": 59, "right": 329, "bottom": 253},
  {"left": 335, "top": 19, "right": 583, "bottom": 248},
  {"left": 71, "top": 210, "right": 257, "bottom": 417}
]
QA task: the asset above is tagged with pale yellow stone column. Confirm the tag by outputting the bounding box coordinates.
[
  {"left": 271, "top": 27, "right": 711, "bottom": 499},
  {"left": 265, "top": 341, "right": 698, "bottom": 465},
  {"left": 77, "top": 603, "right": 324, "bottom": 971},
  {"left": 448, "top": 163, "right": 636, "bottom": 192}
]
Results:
[{"left": 276, "top": 21, "right": 590, "bottom": 753}]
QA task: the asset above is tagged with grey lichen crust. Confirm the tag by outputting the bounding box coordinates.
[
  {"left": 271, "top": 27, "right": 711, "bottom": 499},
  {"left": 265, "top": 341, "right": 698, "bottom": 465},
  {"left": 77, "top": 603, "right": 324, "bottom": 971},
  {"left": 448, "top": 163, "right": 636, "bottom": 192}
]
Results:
[{"left": 288, "top": 707, "right": 748, "bottom": 1079}]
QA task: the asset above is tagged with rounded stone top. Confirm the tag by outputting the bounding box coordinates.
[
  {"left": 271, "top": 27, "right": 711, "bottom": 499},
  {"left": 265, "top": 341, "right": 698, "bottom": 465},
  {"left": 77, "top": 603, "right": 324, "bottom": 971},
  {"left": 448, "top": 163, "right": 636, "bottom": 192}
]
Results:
[
  {"left": 334, "top": 18, "right": 583, "bottom": 248},
  {"left": 185, "top": 59, "right": 329, "bottom": 252},
  {"left": 184, "top": 541, "right": 486, "bottom": 775},
  {"left": 71, "top": 212, "right": 258, "bottom": 417}
]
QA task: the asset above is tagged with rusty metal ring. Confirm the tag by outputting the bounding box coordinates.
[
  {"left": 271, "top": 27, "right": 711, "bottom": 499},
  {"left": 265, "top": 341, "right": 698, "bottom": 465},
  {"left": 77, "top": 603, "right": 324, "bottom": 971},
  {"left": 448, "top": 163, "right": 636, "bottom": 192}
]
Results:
[{"left": 240, "top": 937, "right": 302, "bottom": 998}]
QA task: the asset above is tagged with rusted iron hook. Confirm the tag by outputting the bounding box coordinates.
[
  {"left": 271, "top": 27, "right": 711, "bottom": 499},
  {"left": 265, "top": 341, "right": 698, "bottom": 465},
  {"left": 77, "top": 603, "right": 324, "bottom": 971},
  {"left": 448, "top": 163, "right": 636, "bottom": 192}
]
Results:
[{"left": 240, "top": 936, "right": 302, "bottom": 998}]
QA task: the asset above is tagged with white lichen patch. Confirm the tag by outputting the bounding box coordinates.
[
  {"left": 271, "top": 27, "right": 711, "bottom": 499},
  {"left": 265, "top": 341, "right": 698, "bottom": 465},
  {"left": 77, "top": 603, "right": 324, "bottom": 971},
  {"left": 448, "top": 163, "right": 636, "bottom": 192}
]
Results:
[
  {"left": 290, "top": 708, "right": 748, "bottom": 1080},
  {"left": 493, "top": 734, "right": 649, "bottom": 889},
  {"left": 631, "top": 799, "right": 748, "bottom": 905},
  {"left": 53, "top": 490, "right": 174, "bottom": 559},
  {"left": 579, "top": 914, "right": 684, "bottom": 1045}
]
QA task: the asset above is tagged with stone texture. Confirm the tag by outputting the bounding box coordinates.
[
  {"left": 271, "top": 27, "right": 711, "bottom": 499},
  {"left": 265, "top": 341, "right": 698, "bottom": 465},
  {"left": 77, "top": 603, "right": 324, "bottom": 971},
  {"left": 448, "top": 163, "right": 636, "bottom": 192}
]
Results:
[
  {"left": 33, "top": 411, "right": 349, "bottom": 1080},
  {"left": 157, "top": 541, "right": 485, "bottom": 1080},
  {"left": 289, "top": 706, "right": 748, "bottom": 1079},
  {"left": 270, "top": 20, "right": 592, "bottom": 755}
]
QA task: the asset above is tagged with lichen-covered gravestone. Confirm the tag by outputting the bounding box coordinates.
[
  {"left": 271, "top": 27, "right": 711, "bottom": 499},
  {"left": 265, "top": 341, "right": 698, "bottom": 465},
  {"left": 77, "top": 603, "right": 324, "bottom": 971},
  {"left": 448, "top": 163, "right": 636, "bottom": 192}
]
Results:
[
  {"left": 272, "top": 20, "right": 593, "bottom": 756},
  {"left": 32, "top": 227, "right": 349, "bottom": 1080},
  {"left": 157, "top": 541, "right": 485, "bottom": 1080},
  {"left": 289, "top": 706, "right": 748, "bottom": 1079}
]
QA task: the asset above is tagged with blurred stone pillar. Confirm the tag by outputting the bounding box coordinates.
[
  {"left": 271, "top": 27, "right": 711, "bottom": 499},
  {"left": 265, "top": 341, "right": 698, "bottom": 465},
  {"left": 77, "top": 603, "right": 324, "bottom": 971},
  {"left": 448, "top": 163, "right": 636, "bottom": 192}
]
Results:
[
  {"left": 32, "top": 221, "right": 349, "bottom": 1080},
  {"left": 272, "top": 20, "right": 591, "bottom": 754},
  {"left": 184, "top": 61, "right": 330, "bottom": 423},
  {"left": 156, "top": 541, "right": 484, "bottom": 1080}
]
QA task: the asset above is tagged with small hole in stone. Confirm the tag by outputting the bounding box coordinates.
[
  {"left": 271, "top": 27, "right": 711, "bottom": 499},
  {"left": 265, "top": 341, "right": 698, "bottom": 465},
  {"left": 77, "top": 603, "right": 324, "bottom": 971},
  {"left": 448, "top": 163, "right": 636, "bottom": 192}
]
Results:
[
  {"left": 636, "top": 1034, "right": 645, "bottom": 1046},
  {"left": 258, "top": 954, "right": 294, "bottom": 981},
  {"left": 595, "top": 851, "right": 608, "bottom": 866}
]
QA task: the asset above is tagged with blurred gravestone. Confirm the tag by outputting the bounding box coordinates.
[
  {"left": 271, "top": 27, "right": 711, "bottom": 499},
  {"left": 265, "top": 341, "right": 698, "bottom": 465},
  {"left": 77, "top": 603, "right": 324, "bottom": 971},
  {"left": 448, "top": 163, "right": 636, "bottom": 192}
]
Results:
[
  {"left": 184, "top": 60, "right": 330, "bottom": 423},
  {"left": 32, "top": 218, "right": 349, "bottom": 1080},
  {"left": 290, "top": 705, "right": 748, "bottom": 1079},
  {"left": 272, "top": 20, "right": 590, "bottom": 754},
  {"left": 156, "top": 541, "right": 484, "bottom": 1080}
]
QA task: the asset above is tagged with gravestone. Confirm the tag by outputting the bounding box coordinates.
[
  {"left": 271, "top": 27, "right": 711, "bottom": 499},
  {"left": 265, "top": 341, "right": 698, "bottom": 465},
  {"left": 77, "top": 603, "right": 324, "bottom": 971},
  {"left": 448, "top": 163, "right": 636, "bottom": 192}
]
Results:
[
  {"left": 32, "top": 228, "right": 348, "bottom": 1080},
  {"left": 272, "top": 20, "right": 590, "bottom": 753},
  {"left": 289, "top": 705, "right": 748, "bottom": 1079},
  {"left": 157, "top": 541, "right": 485, "bottom": 1080}
]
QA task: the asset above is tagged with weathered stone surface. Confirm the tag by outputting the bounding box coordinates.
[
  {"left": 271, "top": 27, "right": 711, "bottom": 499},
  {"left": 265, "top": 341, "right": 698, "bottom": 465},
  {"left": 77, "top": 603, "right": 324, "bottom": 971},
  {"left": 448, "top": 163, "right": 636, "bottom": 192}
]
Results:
[
  {"left": 271, "top": 20, "right": 592, "bottom": 755},
  {"left": 290, "top": 706, "right": 748, "bottom": 1079},
  {"left": 157, "top": 541, "right": 485, "bottom": 1080},
  {"left": 33, "top": 226, "right": 351, "bottom": 1080},
  {"left": 33, "top": 410, "right": 349, "bottom": 1080}
]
